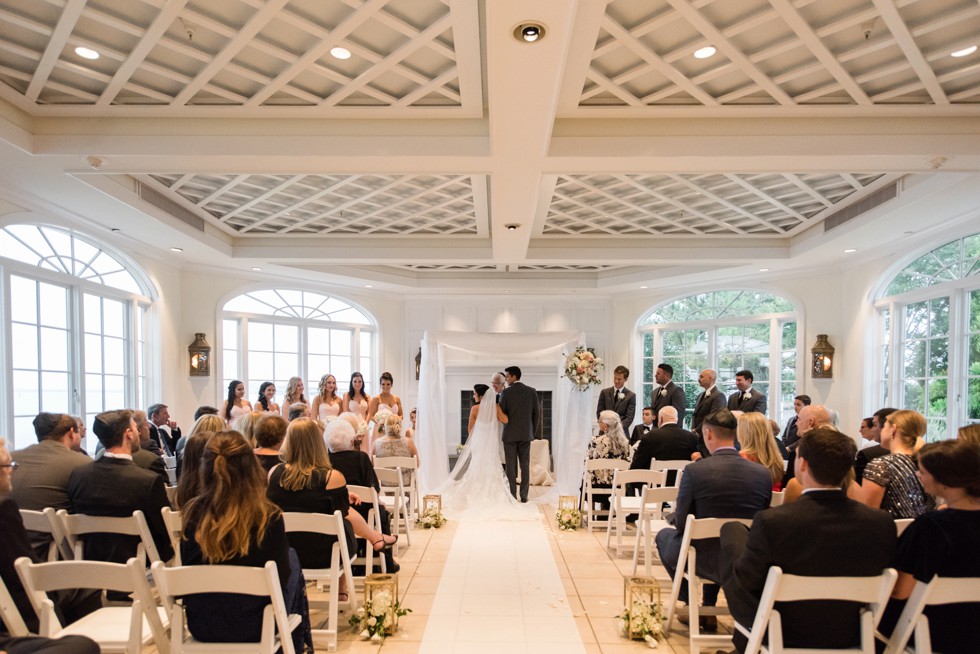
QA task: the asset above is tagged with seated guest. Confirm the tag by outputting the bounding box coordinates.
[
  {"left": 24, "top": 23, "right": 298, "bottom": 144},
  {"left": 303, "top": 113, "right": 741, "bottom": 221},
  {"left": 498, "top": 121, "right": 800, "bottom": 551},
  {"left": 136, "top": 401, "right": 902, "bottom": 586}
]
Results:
[
  {"left": 883, "top": 438, "right": 980, "bottom": 653},
  {"left": 253, "top": 414, "right": 287, "bottom": 473},
  {"left": 850, "top": 410, "right": 935, "bottom": 518},
  {"left": 854, "top": 407, "right": 895, "bottom": 483},
  {"left": 180, "top": 431, "right": 312, "bottom": 652},
  {"left": 655, "top": 409, "right": 772, "bottom": 632},
  {"left": 719, "top": 427, "right": 897, "bottom": 653},
  {"left": 1, "top": 438, "right": 101, "bottom": 637},
  {"left": 373, "top": 414, "right": 420, "bottom": 485},
  {"left": 629, "top": 406, "right": 697, "bottom": 485},
  {"left": 232, "top": 410, "right": 263, "bottom": 448},
  {"left": 175, "top": 431, "right": 217, "bottom": 509},
  {"left": 289, "top": 403, "right": 311, "bottom": 421},
  {"left": 404, "top": 407, "right": 417, "bottom": 441},
  {"left": 959, "top": 423, "right": 980, "bottom": 446},
  {"left": 194, "top": 405, "right": 219, "bottom": 421},
  {"left": 147, "top": 403, "right": 181, "bottom": 456},
  {"left": 67, "top": 409, "right": 173, "bottom": 564},
  {"left": 174, "top": 413, "right": 226, "bottom": 473},
  {"left": 780, "top": 394, "right": 810, "bottom": 450},
  {"left": 131, "top": 410, "right": 168, "bottom": 484},
  {"left": 629, "top": 407, "right": 656, "bottom": 446},
  {"left": 738, "top": 412, "right": 785, "bottom": 491}
]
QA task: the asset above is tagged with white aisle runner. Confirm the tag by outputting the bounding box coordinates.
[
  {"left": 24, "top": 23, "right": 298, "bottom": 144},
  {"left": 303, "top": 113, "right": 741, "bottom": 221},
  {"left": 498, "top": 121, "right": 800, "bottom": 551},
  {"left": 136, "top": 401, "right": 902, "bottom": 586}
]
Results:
[{"left": 418, "top": 516, "right": 586, "bottom": 654}]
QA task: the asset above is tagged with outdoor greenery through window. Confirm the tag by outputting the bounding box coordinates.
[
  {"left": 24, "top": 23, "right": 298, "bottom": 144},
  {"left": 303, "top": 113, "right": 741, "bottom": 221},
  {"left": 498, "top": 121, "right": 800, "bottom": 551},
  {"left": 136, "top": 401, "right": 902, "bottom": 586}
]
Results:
[
  {"left": 222, "top": 289, "right": 376, "bottom": 405},
  {"left": 639, "top": 290, "right": 798, "bottom": 429},
  {"left": 0, "top": 224, "right": 152, "bottom": 451},
  {"left": 876, "top": 232, "right": 980, "bottom": 439}
]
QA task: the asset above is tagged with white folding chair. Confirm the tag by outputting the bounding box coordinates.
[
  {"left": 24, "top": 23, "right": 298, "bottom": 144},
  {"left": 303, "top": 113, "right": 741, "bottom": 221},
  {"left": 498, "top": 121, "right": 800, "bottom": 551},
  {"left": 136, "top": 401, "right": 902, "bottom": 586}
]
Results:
[
  {"left": 0, "top": 573, "right": 29, "bottom": 637},
  {"left": 347, "top": 484, "right": 387, "bottom": 575},
  {"left": 582, "top": 458, "right": 630, "bottom": 531},
  {"left": 631, "top": 485, "right": 680, "bottom": 577},
  {"left": 151, "top": 560, "right": 299, "bottom": 654},
  {"left": 19, "top": 507, "right": 72, "bottom": 561},
  {"left": 374, "top": 468, "right": 412, "bottom": 551},
  {"left": 894, "top": 518, "right": 913, "bottom": 537},
  {"left": 165, "top": 484, "right": 178, "bottom": 508},
  {"left": 606, "top": 468, "right": 667, "bottom": 556},
  {"left": 648, "top": 458, "right": 693, "bottom": 486},
  {"left": 664, "top": 515, "right": 755, "bottom": 654},
  {"left": 735, "top": 566, "right": 897, "bottom": 654},
  {"left": 374, "top": 456, "right": 419, "bottom": 522},
  {"left": 15, "top": 556, "right": 169, "bottom": 654},
  {"left": 57, "top": 509, "right": 162, "bottom": 565},
  {"left": 282, "top": 511, "right": 357, "bottom": 652},
  {"left": 770, "top": 490, "right": 786, "bottom": 507},
  {"left": 881, "top": 575, "right": 980, "bottom": 654},
  {"left": 161, "top": 508, "right": 183, "bottom": 566}
]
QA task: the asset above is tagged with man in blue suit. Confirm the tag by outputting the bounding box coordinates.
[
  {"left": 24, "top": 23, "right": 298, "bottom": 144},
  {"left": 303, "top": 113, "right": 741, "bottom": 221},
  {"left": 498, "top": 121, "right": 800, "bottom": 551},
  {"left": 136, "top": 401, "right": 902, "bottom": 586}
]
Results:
[{"left": 655, "top": 409, "right": 772, "bottom": 632}]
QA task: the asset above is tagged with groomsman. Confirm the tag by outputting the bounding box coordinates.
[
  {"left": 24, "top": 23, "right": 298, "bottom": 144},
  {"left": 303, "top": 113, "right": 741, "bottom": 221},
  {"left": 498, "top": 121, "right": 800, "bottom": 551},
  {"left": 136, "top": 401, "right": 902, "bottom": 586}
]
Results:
[
  {"left": 629, "top": 407, "right": 655, "bottom": 445},
  {"left": 650, "top": 363, "right": 686, "bottom": 426},
  {"left": 727, "top": 369, "right": 767, "bottom": 414},
  {"left": 596, "top": 365, "right": 636, "bottom": 429}
]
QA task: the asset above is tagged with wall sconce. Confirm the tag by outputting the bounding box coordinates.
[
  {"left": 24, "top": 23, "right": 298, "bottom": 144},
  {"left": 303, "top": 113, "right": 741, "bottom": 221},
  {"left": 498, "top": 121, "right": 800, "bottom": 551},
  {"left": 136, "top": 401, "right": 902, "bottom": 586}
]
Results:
[
  {"left": 811, "top": 334, "right": 835, "bottom": 379},
  {"left": 188, "top": 332, "right": 211, "bottom": 376},
  {"left": 415, "top": 347, "right": 422, "bottom": 380}
]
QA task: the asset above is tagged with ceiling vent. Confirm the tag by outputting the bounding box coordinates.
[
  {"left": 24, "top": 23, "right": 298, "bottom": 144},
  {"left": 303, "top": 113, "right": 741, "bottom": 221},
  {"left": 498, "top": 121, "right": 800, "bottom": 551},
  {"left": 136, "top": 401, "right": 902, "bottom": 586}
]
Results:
[
  {"left": 137, "top": 182, "right": 206, "bottom": 232},
  {"left": 824, "top": 180, "right": 898, "bottom": 232}
]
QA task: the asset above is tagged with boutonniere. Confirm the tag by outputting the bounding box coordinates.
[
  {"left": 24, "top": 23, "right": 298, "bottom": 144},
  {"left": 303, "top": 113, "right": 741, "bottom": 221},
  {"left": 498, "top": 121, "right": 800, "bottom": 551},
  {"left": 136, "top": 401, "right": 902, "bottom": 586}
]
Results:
[
  {"left": 659, "top": 388, "right": 667, "bottom": 397},
  {"left": 743, "top": 392, "right": 752, "bottom": 400},
  {"left": 616, "top": 391, "right": 625, "bottom": 401}
]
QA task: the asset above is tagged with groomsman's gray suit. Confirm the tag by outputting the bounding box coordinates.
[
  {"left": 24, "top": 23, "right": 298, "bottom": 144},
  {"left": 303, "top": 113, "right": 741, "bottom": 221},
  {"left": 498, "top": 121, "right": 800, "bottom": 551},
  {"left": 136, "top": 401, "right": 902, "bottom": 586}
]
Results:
[
  {"left": 499, "top": 380, "right": 540, "bottom": 502},
  {"left": 596, "top": 386, "right": 636, "bottom": 429},
  {"left": 650, "top": 381, "right": 687, "bottom": 425}
]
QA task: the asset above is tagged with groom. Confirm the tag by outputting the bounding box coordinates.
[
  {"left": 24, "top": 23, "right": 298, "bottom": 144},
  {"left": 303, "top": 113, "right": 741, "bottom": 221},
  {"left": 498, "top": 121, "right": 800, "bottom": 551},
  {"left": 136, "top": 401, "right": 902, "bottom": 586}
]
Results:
[{"left": 498, "top": 366, "right": 539, "bottom": 503}]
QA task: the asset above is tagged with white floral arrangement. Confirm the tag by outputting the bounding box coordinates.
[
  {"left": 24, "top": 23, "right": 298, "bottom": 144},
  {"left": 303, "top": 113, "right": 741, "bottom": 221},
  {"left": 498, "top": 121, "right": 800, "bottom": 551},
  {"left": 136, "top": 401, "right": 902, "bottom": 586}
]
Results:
[
  {"left": 355, "top": 418, "right": 369, "bottom": 439},
  {"left": 556, "top": 508, "right": 582, "bottom": 530},
  {"left": 348, "top": 588, "right": 411, "bottom": 642},
  {"left": 618, "top": 597, "right": 664, "bottom": 648},
  {"left": 417, "top": 507, "right": 446, "bottom": 529},
  {"left": 563, "top": 347, "right": 604, "bottom": 391}
]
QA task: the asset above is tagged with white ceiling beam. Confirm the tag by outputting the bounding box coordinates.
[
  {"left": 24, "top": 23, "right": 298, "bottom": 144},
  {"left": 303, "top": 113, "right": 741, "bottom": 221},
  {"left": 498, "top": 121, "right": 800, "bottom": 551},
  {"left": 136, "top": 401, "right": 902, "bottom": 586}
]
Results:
[
  {"left": 871, "top": 0, "right": 948, "bottom": 105},
  {"left": 97, "top": 0, "right": 190, "bottom": 107},
  {"left": 25, "top": 0, "right": 87, "bottom": 102},
  {"left": 556, "top": 0, "right": 610, "bottom": 113}
]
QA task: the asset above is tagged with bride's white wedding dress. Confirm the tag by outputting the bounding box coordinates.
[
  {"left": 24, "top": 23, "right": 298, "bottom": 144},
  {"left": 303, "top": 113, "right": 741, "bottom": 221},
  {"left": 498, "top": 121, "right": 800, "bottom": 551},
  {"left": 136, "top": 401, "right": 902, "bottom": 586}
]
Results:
[{"left": 436, "top": 391, "right": 538, "bottom": 521}]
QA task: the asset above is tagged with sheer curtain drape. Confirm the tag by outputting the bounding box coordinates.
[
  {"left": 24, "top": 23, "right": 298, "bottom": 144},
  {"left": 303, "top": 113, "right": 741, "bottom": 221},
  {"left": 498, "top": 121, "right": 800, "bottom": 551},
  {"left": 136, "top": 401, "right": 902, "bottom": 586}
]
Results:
[{"left": 415, "top": 330, "right": 593, "bottom": 497}]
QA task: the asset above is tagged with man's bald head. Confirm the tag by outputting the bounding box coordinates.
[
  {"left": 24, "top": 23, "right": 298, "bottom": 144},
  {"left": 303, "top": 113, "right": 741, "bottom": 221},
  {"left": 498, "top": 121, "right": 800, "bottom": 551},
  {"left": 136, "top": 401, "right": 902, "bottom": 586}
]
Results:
[
  {"left": 798, "top": 404, "right": 832, "bottom": 436},
  {"left": 698, "top": 369, "right": 717, "bottom": 389}
]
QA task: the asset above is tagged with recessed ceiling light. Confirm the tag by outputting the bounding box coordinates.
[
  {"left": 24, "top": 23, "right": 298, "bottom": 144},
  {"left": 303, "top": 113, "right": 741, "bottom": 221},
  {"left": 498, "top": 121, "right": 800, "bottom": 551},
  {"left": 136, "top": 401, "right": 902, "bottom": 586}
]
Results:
[
  {"left": 505, "top": 223, "right": 521, "bottom": 231},
  {"left": 170, "top": 247, "right": 183, "bottom": 253},
  {"left": 694, "top": 45, "right": 716, "bottom": 59},
  {"left": 758, "top": 268, "right": 769, "bottom": 272},
  {"left": 640, "top": 285, "right": 648, "bottom": 289},
  {"left": 251, "top": 266, "right": 263, "bottom": 271},
  {"left": 365, "top": 284, "right": 373, "bottom": 288},
  {"left": 75, "top": 46, "right": 100, "bottom": 60},
  {"left": 513, "top": 23, "right": 546, "bottom": 43},
  {"left": 951, "top": 45, "right": 977, "bottom": 58},
  {"left": 330, "top": 46, "right": 351, "bottom": 60},
  {"left": 843, "top": 249, "right": 857, "bottom": 254}
]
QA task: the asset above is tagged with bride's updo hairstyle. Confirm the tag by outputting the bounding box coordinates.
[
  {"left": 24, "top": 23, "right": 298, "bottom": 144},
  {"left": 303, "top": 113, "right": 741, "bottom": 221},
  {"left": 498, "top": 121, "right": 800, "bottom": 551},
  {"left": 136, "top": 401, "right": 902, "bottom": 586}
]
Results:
[
  {"left": 473, "top": 383, "right": 489, "bottom": 401},
  {"left": 383, "top": 413, "right": 402, "bottom": 438}
]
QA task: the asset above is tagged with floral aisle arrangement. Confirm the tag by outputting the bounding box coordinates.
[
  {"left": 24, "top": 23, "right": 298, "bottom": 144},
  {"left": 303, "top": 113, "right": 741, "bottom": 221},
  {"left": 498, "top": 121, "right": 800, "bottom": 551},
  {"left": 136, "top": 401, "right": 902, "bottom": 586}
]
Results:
[
  {"left": 417, "top": 507, "right": 447, "bottom": 528},
  {"left": 563, "top": 347, "right": 604, "bottom": 390},
  {"left": 619, "top": 577, "right": 664, "bottom": 648},
  {"left": 555, "top": 507, "right": 582, "bottom": 531},
  {"left": 348, "top": 585, "right": 411, "bottom": 642}
]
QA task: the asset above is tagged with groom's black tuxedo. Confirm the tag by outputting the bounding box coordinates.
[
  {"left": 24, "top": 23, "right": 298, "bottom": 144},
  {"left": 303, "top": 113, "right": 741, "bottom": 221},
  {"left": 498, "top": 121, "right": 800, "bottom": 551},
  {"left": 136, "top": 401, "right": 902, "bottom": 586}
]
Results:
[
  {"left": 596, "top": 386, "right": 636, "bottom": 429},
  {"left": 499, "top": 380, "right": 539, "bottom": 502}
]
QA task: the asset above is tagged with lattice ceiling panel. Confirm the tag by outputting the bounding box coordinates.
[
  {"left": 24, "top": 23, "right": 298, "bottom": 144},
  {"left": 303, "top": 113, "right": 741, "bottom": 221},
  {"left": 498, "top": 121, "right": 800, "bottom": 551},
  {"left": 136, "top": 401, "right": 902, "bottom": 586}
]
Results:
[
  {"left": 147, "top": 172, "right": 479, "bottom": 235},
  {"left": 544, "top": 172, "right": 888, "bottom": 236},
  {"left": 0, "top": 0, "right": 461, "bottom": 109},
  {"left": 584, "top": 0, "right": 980, "bottom": 107}
]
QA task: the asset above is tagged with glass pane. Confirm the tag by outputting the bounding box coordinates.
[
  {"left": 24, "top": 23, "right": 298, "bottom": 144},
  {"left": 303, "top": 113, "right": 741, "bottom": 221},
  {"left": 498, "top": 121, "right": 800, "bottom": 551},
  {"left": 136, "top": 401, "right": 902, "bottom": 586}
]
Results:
[
  {"left": 249, "top": 352, "right": 274, "bottom": 380},
  {"left": 12, "top": 370, "right": 40, "bottom": 414},
  {"left": 83, "top": 294, "right": 101, "bottom": 332},
  {"left": 103, "top": 337, "right": 125, "bottom": 375},
  {"left": 40, "top": 371, "right": 69, "bottom": 411},
  {"left": 928, "top": 338, "right": 948, "bottom": 378},
  {"left": 84, "top": 334, "right": 103, "bottom": 373},
  {"left": 642, "top": 333, "right": 653, "bottom": 357},
  {"left": 274, "top": 352, "right": 299, "bottom": 379},
  {"left": 308, "top": 327, "right": 329, "bottom": 354},
  {"left": 903, "top": 340, "right": 925, "bottom": 378},
  {"left": 104, "top": 374, "right": 125, "bottom": 409},
  {"left": 782, "top": 321, "right": 796, "bottom": 349},
  {"left": 331, "top": 329, "right": 351, "bottom": 355},
  {"left": 903, "top": 379, "right": 926, "bottom": 412},
  {"left": 102, "top": 298, "right": 125, "bottom": 338},
  {"left": 13, "top": 417, "right": 35, "bottom": 452},
  {"left": 274, "top": 324, "right": 299, "bottom": 352},
  {"left": 10, "top": 275, "right": 38, "bottom": 323},
  {"left": 307, "top": 354, "right": 329, "bottom": 376},
  {"left": 38, "top": 283, "right": 67, "bottom": 328},
  {"left": 331, "top": 356, "right": 351, "bottom": 382},
  {"left": 40, "top": 327, "right": 69, "bottom": 371},
  {"left": 11, "top": 324, "right": 39, "bottom": 369},
  {"left": 248, "top": 322, "right": 274, "bottom": 349},
  {"left": 223, "top": 319, "right": 238, "bottom": 344},
  {"left": 925, "top": 377, "right": 947, "bottom": 418},
  {"left": 969, "top": 379, "right": 980, "bottom": 421},
  {"left": 86, "top": 373, "right": 105, "bottom": 412},
  {"left": 223, "top": 350, "right": 238, "bottom": 380}
]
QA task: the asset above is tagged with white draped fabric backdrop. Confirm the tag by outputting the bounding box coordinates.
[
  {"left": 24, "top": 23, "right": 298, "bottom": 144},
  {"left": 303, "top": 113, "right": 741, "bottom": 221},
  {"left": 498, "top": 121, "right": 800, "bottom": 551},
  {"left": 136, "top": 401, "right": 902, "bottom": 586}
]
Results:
[{"left": 415, "top": 330, "right": 594, "bottom": 499}]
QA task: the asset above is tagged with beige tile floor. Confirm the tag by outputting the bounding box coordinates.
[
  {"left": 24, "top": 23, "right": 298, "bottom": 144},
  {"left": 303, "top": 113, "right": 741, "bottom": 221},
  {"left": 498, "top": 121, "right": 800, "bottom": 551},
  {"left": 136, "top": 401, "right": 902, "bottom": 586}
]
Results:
[{"left": 146, "top": 486, "right": 737, "bottom": 653}]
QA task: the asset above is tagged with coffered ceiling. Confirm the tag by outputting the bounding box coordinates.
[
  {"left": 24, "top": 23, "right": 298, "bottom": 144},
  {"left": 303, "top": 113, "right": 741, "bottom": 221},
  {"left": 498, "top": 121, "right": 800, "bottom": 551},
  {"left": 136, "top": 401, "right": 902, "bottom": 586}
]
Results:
[{"left": 0, "top": 0, "right": 978, "bottom": 292}]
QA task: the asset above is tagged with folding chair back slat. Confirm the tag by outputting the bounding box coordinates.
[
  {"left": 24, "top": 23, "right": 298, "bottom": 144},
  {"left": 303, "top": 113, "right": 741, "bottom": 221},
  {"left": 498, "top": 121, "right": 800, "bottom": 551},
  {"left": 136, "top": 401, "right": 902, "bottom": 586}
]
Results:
[
  {"left": 582, "top": 458, "right": 630, "bottom": 532},
  {"left": 0, "top": 573, "right": 29, "bottom": 637},
  {"left": 19, "top": 507, "right": 72, "bottom": 561},
  {"left": 161, "top": 508, "right": 182, "bottom": 566},
  {"left": 346, "top": 485, "right": 385, "bottom": 575},
  {"left": 882, "top": 575, "right": 980, "bottom": 654},
  {"left": 58, "top": 509, "right": 161, "bottom": 565},
  {"left": 606, "top": 469, "right": 668, "bottom": 555}
]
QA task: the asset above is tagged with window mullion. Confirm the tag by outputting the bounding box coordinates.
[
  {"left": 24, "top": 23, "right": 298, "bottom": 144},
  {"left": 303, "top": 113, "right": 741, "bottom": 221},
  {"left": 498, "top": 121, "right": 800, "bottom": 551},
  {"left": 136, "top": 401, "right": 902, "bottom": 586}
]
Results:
[
  {"left": 947, "top": 289, "right": 964, "bottom": 429},
  {"left": 70, "top": 286, "right": 83, "bottom": 417}
]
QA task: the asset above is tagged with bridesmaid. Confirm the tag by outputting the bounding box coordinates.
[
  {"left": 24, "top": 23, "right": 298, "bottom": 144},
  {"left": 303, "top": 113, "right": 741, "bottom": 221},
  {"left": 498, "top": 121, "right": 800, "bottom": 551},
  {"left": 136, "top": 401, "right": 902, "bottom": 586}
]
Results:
[
  {"left": 221, "top": 380, "right": 252, "bottom": 426},
  {"left": 368, "top": 372, "right": 403, "bottom": 454},
  {"left": 280, "top": 376, "right": 308, "bottom": 419},
  {"left": 311, "top": 374, "right": 342, "bottom": 423},
  {"left": 343, "top": 372, "right": 370, "bottom": 421},
  {"left": 255, "top": 381, "right": 280, "bottom": 414}
]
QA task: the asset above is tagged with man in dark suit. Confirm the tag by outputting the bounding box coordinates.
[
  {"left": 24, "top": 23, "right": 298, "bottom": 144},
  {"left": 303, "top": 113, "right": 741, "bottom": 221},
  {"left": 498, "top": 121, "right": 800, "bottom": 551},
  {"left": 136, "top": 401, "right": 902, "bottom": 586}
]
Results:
[
  {"left": 655, "top": 409, "right": 772, "bottom": 631},
  {"left": 68, "top": 409, "right": 174, "bottom": 564},
  {"left": 691, "top": 369, "right": 726, "bottom": 437},
  {"left": 498, "top": 366, "right": 539, "bottom": 503},
  {"left": 650, "top": 363, "right": 687, "bottom": 426},
  {"left": 780, "top": 394, "right": 810, "bottom": 450},
  {"left": 147, "top": 403, "right": 180, "bottom": 456},
  {"left": 133, "top": 410, "right": 169, "bottom": 484},
  {"left": 629, "top": 406, "right": 655, "bottom": 445},
  {"left": 854, "top": 407, "right": 895, "bottom": 483},
  {"left": 630, "top": 406, "right": 697, "bottom": 485},
  {"left": 596, "top": 365, "right": 636, "bottom": 430},
  {"left": 727, "top": 369, "right": 767, "bottom": 414},
  {"left": 719, "top": 427, "right": 897, "bottom": 653}
]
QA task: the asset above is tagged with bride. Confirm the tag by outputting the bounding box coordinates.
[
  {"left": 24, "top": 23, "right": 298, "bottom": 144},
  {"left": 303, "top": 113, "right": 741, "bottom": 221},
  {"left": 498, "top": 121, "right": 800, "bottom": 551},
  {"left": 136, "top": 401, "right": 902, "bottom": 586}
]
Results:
[{"left": 437, "top": 382, "right": 537, "bottom": 520}]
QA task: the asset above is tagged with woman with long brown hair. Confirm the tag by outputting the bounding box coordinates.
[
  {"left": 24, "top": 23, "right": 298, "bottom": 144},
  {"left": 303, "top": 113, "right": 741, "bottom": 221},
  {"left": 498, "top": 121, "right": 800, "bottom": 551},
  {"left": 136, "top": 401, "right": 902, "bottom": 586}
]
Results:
[{"left": 180, "top": 431, "right": 312, "bottom": 652}]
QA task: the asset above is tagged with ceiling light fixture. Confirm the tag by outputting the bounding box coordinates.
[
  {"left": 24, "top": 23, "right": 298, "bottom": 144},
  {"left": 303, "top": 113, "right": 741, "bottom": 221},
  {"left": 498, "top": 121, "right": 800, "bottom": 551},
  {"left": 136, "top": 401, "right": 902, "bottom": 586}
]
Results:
[
  {"left": 843, "top": 249, "right": 857, "bottom": 254},
  {"left": 251, "top": 266, "right": 263, "bottom": 271},
  {"left": 513, "top": 22, "right": 546, "bottom": 43},
  {"left": 951, "top": 45, "right": 977, "bottom": 58},
  {"left": 330, "top": 46, "right": 351, "bottom": 60},
  {"left": 170, "top": 247, "right": 183, "bottom": 253},
  {"left": 505, "top": 223, "right": 520, "bottom": 231},
  {"left": 693, "top": 45, "right": 716, "bottom": 59},
  {"left": 640, "top": 285, "right": 648, "bottom": 289},
  {"left": 75, "top": 46, "right": 100, "bottom": 60},
  {"left": 365, "top": 284, "right": 374, "bottom": 288},
  {"left": 758, "top": 268, "right": 769, "bottom": 272}
]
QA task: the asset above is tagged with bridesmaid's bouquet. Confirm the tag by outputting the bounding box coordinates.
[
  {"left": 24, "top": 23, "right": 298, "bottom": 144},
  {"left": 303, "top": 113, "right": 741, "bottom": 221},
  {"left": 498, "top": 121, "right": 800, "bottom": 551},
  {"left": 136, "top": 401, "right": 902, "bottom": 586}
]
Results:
[{"left": 563, "top": 347, "right": 604, "bottom": 390}]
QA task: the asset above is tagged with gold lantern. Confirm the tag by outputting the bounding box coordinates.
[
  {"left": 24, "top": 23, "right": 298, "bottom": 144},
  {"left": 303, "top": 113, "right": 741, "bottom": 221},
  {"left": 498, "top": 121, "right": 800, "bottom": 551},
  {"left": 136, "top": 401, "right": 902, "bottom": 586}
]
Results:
[
  {"left": 188, "top": 333, "right": 211, "bottom": 376},
  {"left": 623, "top": 576, "right": 662, "bottom": 640},
  {"left": 423, "top": 495, "right": 442, "bottom": 515},
  {"left": 811, "top": 333, "right": 835, "bottom": 379},
  {"left": 364, "top": 574, "right": 400, "bottom": 635},
  {"left": 558, "top": 495, "right": 578, "bottom": 511}
]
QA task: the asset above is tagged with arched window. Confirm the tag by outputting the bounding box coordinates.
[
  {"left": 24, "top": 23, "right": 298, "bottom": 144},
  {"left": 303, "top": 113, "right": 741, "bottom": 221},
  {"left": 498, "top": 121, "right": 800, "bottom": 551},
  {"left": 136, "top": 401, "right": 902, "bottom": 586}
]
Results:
[
  {"left": 639, "top": 290, "right": 798, "bottom": 428},
  {"left": 874, "top": 232, "right": 980, "bottom": 440},
  {"left": 221, "top": 289, "right": 376, "bottom": 407},
  {"left": 0, "top": 224, "right": 153, "bottom": 450}
]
